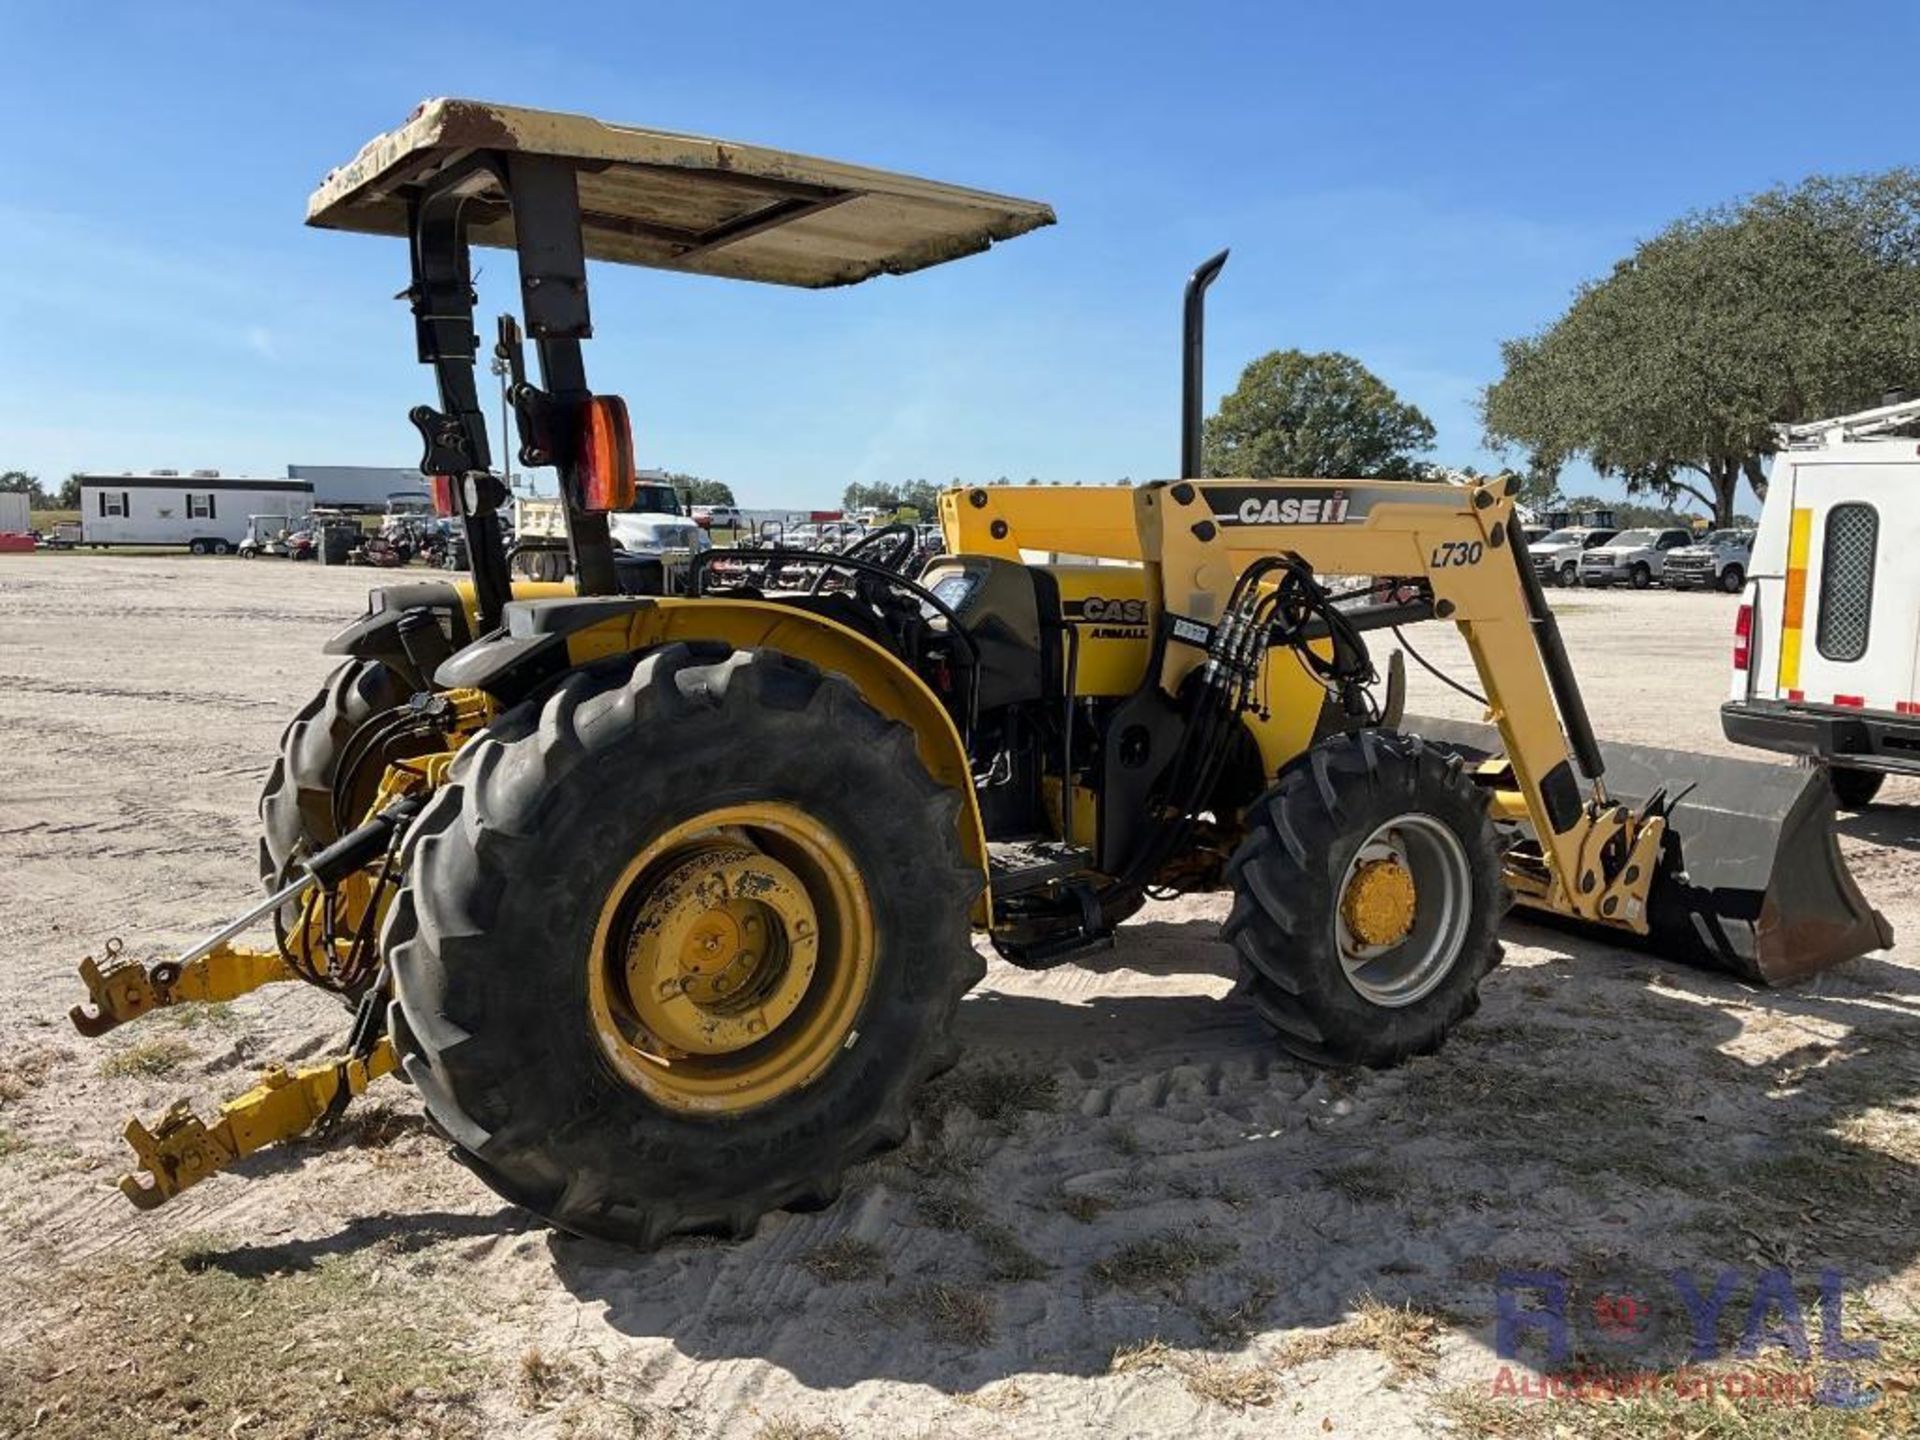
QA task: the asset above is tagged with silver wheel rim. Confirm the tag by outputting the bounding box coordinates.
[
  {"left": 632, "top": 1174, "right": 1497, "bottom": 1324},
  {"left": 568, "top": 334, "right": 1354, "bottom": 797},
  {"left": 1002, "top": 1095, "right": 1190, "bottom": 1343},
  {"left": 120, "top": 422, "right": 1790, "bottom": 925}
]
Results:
[{"left": 1335, "top": 813, "right": 1472, "bottom": 1008}]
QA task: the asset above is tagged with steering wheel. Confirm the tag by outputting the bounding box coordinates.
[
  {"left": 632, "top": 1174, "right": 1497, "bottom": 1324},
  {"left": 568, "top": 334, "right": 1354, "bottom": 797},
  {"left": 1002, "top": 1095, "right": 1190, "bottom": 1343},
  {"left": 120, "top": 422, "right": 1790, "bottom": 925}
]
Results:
[{"left": 808, "top": 523, "right": 919, "bottom": 594}]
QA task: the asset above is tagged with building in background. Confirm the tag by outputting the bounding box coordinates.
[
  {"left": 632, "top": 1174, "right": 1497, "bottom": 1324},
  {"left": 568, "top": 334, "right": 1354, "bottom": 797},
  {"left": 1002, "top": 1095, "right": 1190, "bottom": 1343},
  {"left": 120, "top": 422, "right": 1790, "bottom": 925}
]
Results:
[{"left": 286, "top": 464, "right": 431, "bottom": 513}]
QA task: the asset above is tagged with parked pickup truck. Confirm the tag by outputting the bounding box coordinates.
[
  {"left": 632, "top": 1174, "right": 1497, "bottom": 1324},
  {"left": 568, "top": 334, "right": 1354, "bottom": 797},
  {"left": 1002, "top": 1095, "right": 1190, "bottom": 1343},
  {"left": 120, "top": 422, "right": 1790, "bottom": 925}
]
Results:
[
  {"left": 1577, "top": 527, "right": 1694, "bottom": 588},
  {"left": 1529, "top": 526, "right": 1619, "bottom": 587},
  {"left": 1663, "top": 529, "right": 1753, "bottom": 593}
]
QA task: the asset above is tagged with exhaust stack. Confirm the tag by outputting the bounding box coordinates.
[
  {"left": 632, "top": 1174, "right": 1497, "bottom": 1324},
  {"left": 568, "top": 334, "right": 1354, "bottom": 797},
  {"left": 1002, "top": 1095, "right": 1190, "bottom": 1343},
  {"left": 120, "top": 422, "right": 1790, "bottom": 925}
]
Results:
[{"left": 1181, "top": 250, "right": 1230, "bottom": 480}]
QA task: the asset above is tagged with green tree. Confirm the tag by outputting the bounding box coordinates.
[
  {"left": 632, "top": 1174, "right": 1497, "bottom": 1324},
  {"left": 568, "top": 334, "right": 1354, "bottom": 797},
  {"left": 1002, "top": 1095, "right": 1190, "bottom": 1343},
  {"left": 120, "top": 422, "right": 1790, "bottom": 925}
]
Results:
[
  {"left": 842, "top": 481, "right": 902, "bottom": 512},
  {"left": 841, "top": 480, "right": 944, "bottom": 516},
  {"left": 1484, "top": 170, "right": 1920, "bottom": 528},
  {"left": 57, "top": 474, "right": 84, "bottom": 509},
  {"left": 0, "top": 471, "right": 52, "bottom": 508},
  {"left": 1202, "top": 351, "right": 1435, "bottom": 479},
  {"left": 665, "top": 473, "right": 735, "bottom": 506}
]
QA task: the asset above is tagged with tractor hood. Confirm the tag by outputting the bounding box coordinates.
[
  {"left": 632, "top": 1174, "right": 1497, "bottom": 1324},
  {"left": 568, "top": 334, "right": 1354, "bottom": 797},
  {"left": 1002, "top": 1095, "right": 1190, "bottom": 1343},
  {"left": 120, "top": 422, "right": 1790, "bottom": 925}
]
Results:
[{"left": 308, "top": 98, "right": 1056, "bottom": 288}]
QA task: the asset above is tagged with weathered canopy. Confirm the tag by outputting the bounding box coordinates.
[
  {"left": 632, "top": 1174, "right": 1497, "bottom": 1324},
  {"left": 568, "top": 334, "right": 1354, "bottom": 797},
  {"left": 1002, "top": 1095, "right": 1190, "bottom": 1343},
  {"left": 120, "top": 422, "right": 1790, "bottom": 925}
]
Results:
[{"left": 307, "top": 98, "right": 1055, "bottom": 288}]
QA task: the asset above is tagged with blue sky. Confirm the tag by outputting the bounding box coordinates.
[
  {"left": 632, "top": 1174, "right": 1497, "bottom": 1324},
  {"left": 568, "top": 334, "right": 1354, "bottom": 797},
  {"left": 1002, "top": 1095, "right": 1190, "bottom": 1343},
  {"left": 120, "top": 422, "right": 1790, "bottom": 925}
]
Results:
[{"left": 4, "top": 0, "right": 1918, "bottom": 508}]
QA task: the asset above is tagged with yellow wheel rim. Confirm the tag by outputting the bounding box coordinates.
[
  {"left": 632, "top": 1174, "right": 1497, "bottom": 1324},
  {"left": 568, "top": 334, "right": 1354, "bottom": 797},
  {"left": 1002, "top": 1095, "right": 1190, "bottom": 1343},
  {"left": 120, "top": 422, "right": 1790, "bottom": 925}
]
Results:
[
  {"left": 1341, "top": 856, "right": 1418, "bottom": 950},
  {"left": 588, "top": 802, "right": 875, "bottom": 1114}
]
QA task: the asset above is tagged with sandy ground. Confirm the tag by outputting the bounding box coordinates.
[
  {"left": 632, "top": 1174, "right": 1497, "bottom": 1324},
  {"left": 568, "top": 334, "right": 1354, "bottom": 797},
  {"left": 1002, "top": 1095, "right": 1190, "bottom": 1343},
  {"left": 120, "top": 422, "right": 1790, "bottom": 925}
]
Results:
[{"left": 0, "top": 554, "right": 1916, "bottom": 1438}]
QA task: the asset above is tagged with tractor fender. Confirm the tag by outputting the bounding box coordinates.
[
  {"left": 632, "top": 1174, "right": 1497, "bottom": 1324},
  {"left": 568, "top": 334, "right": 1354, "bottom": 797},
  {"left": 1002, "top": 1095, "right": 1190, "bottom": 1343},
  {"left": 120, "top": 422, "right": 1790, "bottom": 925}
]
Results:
[
  {"left": 322, "top": 580, "right": 473, "bottom": 691},
  {"left": 325, "top": 578, "right": 580, "bottom": 689},
  {"left": 436, "top": 595, "right": 991, "bottom": 915}
]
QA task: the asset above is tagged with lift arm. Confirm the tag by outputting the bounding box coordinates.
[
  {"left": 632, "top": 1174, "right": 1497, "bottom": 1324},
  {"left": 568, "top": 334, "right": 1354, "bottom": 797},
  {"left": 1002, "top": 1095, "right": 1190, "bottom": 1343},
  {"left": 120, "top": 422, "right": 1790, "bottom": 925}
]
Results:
[{"left": 1138, "top": 473, "right": 1664, "bottom": 931}]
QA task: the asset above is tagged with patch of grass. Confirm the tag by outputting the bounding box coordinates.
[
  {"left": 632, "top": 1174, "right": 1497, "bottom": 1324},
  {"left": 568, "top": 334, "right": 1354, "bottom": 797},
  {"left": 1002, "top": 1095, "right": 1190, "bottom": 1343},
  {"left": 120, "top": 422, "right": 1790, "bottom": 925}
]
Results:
[
  {"left": 1103, "top": 1122, "right": 1145, "bottom": 1158},
  {"left": 516, "top": 1346, "right": 593, "bottom": 1410},
  {"left": 753, "top": 1419, "right": 845, "bottom": 1440},
  {"left": 98, "top": 1035, "right": 195, "bottom": 1079},
  {"left": 1835, "top": 1103, "right": 1920, "bottom": 1165},
  {"left": 889, "top": 1130, "right": 993, "bottom": 1181},
  {"left": 1109, "top": 1340, "right": 1276, "bottom": 1410},
  {"left": 0, "top": 1235, "right": 482, "bottom": 1437},
  {"left": 954, "top": 1380, "right": 1028, "bottom": 1413},
  {"left": 1180, "top": 1357, "right": 1278, "bottom": 1410},
  {"left": 0, "top": 1128, "right": 23, "bottom": 1159},
  {"left": 1272, "top": 1295, "right": 1443, "bottom": 1379},
  {"left": 153, "top": 1000, "right": 241, "bottom": 1032},
  {"left": 1110, "top": 1337, "right": 1178, "bottom": 1374},
  {"left": 1194, "top": 1278, "right": 1278, "bottom": 1345},
  {"left": 0, "top": 1047, "right": 58, "bottom": 1103},
  {"left": 915, "top": 1188, "right": 985, "bottom": 1231},
  {"left": 314, "top": 1098, "right": 429, "bottom": 1152},
  {"left": 909, "top": 1281, "right": 996, "bottom": 1347},
  {"left": 910, "top": 1189, "right": 1048, "bottom": 1281},
  {"left": 1091, "top": 1230, "right": 1235, "bottom": 1293},
  {"left": 1166, "top": 1172, "right": 1252, "bottom": 1208},
  {"left": 974, "top": 1221, "right": 1049, "bottom": 1282},
  {"left": 1057, "top": 1190, "right": 1111, "bottom": 1223},
  {"left": 920, "top": 1063, "right": 1060, "bottom": 1134},
  {"left": 798, "top": 1237, "right": 885, "bottom": 1285},
  {"left": 1318, "top": 1158, "right": 1402, "bottom": 1203}
]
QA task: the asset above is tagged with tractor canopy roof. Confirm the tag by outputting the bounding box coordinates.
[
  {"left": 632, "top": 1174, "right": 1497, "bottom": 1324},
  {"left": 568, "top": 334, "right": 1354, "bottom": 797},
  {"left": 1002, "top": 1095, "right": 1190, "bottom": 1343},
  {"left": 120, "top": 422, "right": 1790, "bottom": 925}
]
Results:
[{"left": 308, "top": 98, "right": 1055, "bottom": 288}]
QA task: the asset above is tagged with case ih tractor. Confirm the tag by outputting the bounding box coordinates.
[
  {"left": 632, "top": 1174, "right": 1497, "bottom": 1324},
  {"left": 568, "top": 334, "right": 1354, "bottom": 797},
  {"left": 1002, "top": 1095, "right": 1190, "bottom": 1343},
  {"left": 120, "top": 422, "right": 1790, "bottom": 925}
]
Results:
[{"left": 71, "top": 100, "right": 1888, "bottom": 1246}]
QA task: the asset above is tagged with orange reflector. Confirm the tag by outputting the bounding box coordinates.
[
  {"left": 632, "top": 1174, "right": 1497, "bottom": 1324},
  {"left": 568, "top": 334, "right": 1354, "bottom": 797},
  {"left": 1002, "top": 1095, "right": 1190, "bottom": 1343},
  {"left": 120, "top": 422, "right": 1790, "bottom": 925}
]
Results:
[
  {"left": 428, "top": 474, "right": 458, "bottom": 518},
  {"left": 579, "top": 395, "right": 636, "bottom": 513},
  {"left": 1777, "top": 507, "right": 1812, "bottom": 692}
]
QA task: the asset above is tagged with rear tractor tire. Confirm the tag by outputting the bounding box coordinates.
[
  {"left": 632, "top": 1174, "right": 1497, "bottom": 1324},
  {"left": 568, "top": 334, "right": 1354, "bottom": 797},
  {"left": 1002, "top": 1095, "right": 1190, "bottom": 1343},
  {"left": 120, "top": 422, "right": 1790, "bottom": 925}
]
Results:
[
  {"left": 383, "top": 645, "right": 984, "bottom": 1246},
  {"left": 1224, "top": 730, "right": 1507, "bottom": 1068}
]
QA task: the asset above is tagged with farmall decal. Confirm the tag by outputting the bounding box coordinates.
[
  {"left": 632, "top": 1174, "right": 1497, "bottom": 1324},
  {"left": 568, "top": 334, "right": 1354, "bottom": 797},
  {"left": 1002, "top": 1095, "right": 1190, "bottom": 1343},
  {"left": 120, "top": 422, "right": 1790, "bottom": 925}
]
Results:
[{"left": 1064, "top": 596, "right": 1149, "bottom": 638}]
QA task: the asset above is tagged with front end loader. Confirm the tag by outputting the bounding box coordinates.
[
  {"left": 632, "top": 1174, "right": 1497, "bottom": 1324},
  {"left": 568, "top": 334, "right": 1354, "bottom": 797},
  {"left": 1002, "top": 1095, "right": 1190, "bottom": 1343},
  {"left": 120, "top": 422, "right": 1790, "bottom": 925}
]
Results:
[{"left": 69, "top": 99, "right": 1891, "bottom": 1245}]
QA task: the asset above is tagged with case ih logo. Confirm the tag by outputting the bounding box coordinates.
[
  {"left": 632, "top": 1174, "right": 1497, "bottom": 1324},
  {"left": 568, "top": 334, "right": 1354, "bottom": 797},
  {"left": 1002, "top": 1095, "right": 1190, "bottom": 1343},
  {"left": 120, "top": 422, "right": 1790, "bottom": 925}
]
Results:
[
  {"left": 1204, "top": 486, "right": 1353, "bottom": 526},
  {"left": 1076, "top": 596, "right": 1147, "bottom": 625}
]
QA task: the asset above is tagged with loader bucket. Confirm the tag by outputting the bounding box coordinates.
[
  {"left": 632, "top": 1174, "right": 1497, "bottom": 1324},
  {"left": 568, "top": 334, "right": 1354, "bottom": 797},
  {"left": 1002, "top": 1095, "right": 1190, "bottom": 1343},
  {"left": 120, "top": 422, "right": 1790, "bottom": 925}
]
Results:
[{"left": 1406, "top": 717, "right": 1892, "bottom": 986}]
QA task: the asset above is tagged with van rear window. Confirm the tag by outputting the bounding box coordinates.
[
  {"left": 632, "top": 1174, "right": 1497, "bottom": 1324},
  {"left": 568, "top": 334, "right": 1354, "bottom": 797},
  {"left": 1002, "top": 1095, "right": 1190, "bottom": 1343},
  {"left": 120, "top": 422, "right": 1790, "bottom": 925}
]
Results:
[{"left": 1816, "top": 504, "right": 1878, "bottom": 663}]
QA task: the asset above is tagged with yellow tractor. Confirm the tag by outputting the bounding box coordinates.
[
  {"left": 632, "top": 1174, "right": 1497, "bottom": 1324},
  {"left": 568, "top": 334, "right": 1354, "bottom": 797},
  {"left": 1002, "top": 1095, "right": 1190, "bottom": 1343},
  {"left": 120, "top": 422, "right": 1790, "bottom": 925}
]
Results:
[{"left": 71, "top": 100, "right": 1889, "bottom": 1246}]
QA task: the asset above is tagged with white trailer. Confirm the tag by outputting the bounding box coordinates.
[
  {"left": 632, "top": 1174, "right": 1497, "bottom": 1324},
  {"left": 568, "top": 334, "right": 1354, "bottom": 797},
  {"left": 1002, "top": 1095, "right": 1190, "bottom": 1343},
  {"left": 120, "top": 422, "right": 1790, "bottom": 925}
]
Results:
[
  {"left": 0, "top": 491, "right": 29, "bottom": 534},
  {"left": 78, "top": 474, "right": 315, "bottom": 553}
]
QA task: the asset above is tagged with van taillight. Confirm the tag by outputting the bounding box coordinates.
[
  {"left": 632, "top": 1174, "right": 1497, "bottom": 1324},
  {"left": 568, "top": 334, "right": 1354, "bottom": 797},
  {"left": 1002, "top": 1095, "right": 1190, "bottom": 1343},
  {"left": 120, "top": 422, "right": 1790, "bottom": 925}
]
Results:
[{"left": 1733, "top": 602, "right": 1752, "bottom": 671}]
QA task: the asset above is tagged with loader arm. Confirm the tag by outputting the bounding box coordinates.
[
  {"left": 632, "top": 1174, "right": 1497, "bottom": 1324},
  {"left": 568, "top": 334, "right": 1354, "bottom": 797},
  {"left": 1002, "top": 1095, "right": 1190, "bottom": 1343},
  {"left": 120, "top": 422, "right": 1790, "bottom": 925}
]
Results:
[{"left": 1140, "top": 474, "right": 1658, "bottom": 930}]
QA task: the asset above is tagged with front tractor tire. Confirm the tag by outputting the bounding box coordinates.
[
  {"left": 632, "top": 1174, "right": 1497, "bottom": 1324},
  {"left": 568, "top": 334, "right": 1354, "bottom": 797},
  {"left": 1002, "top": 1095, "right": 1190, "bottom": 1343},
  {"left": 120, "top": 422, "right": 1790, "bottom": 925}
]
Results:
[
  {"left": 1223, "top": 730, "right": 1507, "bottom": 1068},
  {"left": 258, "top": 658, "right": 414, "bottom": 913},
  {"left": 384, "top": 645, "right": 983, "bottom": 1246}
]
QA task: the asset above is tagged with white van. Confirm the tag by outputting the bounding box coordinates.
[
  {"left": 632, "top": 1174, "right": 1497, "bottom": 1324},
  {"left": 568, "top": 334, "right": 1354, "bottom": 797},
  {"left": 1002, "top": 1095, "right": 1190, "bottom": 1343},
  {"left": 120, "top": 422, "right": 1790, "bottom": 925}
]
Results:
[{"left": 1723, "top": 399, "right": 1920, "bottom": 806}]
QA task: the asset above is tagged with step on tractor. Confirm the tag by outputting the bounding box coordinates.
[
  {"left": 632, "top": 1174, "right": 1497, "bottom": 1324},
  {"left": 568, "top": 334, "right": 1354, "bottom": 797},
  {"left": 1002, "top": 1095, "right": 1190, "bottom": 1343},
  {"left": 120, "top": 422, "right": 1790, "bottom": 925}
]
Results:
[{"left": 71, "top": 100, "right": 1891, "bottom": 1246}]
